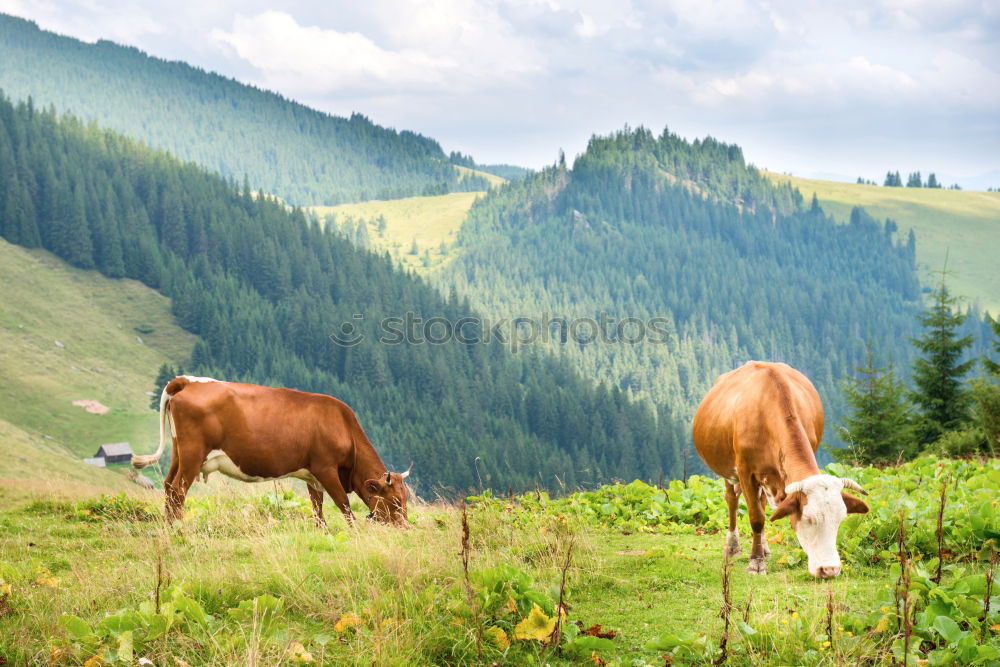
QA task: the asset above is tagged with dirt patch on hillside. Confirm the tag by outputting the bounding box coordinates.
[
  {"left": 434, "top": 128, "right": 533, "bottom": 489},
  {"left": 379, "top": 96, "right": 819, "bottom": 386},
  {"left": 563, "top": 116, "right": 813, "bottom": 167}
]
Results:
[{"left": 72, "top": 399, "right": 109, "bottom": 415}]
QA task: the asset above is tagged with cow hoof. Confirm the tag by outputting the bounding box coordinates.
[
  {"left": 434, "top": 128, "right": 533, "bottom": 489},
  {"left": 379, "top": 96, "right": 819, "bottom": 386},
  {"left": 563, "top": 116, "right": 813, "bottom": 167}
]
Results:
[
  {"left": 761, "top": 542, "right": 772, "bottom": 557},
  {"left": 747, "top": 558, "right": 767, "bottom": 574}
]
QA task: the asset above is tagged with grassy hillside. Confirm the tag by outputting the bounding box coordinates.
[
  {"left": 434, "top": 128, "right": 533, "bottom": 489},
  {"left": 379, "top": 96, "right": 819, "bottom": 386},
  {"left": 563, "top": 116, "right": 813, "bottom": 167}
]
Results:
[
  {"left": 765, "top": 173, "right": 1000, "bottom": 313},
  {"left": 455, "top": 165, "right": 507, "bottom": 189},
  {"left": 0, "top": 238, "right": 194, "bottom": 463},
  {"left": 0, "top": 457, "right": 994, "bottom": 665},
  {"left": 310, "top": 192, "right": 484, "bottom": 273}
]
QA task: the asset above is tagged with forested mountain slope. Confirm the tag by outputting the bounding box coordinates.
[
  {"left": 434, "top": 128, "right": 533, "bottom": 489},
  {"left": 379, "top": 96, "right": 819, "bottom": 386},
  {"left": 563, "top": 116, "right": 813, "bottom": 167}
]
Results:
[
  {"left": 443, "top": 127, "right": 937, "bottom": 451},
  {"left": 0, "top": 94, "right": 683, "bottom": 492},
  {"left": 0, "top": 14, "right": 488, "bottom": 205}
]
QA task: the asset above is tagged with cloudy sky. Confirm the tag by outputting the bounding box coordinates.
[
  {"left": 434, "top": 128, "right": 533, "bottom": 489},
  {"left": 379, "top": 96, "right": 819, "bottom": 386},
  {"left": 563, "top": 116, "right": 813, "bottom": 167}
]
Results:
[{"left": 3, "top": 0, "right": 998, "bottom": 182}]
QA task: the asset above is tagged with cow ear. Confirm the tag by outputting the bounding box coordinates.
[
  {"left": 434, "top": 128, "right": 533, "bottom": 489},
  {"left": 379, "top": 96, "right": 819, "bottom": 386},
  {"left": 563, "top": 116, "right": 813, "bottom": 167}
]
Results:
[
  {"left": 842, "top": 492, "right": 870, "bottom": 515},
  {"left": 769, "top": 493, "right": 800, "bottom": 522},
  {"left": 365, "top": 479, "right": 383, "bottom": 495}
]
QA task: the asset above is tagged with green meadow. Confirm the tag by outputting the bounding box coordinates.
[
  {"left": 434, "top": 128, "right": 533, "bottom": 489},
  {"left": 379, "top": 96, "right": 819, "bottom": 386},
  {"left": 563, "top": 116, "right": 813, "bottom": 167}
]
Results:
[{"left": 765, "top": 173, "right": 1000, "bottom": 313}]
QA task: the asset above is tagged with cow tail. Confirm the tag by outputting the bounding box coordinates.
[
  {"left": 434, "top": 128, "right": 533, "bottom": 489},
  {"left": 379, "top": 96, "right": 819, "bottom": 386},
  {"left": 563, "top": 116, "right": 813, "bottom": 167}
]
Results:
[{"left": 132, "top": 376, "right": 189, "bottom": 469}]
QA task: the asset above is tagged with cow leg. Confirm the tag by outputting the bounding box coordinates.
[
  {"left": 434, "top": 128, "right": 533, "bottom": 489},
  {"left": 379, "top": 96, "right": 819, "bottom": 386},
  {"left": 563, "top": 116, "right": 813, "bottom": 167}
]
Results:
[
  {"left": 311, "top": 468, "right": 356, "bottom": 527},
  {"left": 738, "top": 472, "right": 768, "bottom": 574},
  {"left": 756, "top": 491, "right": 772, "bottom": 557},
  {"left": 724, "top": 480, "right": 741, "bottom": 557},
  {"left": 163, "top": 441, "right": 182, "bottom": 521},
  {"left": 165, "top": 438, "right": 206, "bottom": 522},
  {"left": 308, "top": 484, "right": 326, "bottom": 527}
]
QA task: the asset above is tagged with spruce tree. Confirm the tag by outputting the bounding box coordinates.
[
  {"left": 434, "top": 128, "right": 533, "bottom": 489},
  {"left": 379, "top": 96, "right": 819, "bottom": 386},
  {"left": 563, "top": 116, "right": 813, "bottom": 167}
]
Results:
[
  {"left": 909, "top": 275, "right": 975, "bottom": 444},
  {"left": 150, "top": 363, "right": 177, "bottom": 409},
  {"left": 836, "top": 345, "right": 914, "bottom": 464},
  {"left": 983, "top": 315, "right": 1000, "bottom": 377}
]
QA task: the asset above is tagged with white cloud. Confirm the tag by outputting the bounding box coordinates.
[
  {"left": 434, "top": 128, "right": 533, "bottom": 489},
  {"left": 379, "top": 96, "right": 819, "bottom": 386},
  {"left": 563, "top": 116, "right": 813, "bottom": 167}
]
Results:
[{"left": 210, "top": 11, "right": 454, "bottom": 93}]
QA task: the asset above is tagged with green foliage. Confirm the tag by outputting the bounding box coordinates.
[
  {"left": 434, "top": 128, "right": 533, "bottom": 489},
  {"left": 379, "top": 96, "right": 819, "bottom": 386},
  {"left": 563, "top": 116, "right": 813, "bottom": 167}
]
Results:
[
  {"left": 0, "top": 14, "right": 489, "bottom": 205},
  {"left": 970, "top": 377, "right": 1000, "bottom": 454},
  {"left": 74, "top": 493, "right": 158, "bottom": 523},
  {"left": 472, "top": 457, "right": 1000, "bottom": 565},
  {"left": 910, "top": 277, "right": 976, "bottom": 444},
  {"left": 446, "top": 125, "right": 924, "bottom": 458},
  {"left": 0, "top": 90, "right": 674, "bottom": 494},
  {"left": 836, "top": 346, "right": 916, "bottom": 465}
]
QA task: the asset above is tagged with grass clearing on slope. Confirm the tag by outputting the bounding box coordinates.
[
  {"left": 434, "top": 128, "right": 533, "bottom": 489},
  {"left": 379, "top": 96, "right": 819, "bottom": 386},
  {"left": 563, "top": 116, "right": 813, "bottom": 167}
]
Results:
[
  {"left": 0, "top": 239, "right": 195, "bottom": 460},
  {"left": 454, "top": 164, "right": 507, "bottom": 189},
  {"left": 765, "top": 173, "right": 1000, "bottom": 313},
  {"left": 309, "top": 191, "right": 483, "bottom": 274}
]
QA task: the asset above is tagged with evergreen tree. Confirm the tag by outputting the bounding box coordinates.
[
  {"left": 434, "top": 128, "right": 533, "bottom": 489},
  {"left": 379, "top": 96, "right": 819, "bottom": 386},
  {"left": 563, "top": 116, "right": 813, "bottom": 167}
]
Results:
[
  {"left": 151, "top": 363, "right": 177, "bottom": 409},
  {"left": 835, "top": 345, "right": 914, "bottom": 464},
  {"left": 909, "top": 275, "right": 975, "bottom": 443},
  {"left": 983, "top": 315, "right": 1000, "bottom": 377},
  {"left": 906, "top": 172, "right": 923, "bottom": 188},
  {"left": 926, "top": 173, "right": 940, "bottom": 189}
]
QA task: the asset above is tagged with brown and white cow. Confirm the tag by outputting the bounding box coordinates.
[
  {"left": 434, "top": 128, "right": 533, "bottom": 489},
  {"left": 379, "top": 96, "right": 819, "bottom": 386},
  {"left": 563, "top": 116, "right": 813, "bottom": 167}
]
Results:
[
  {"left": 692, "top": 361, "right": 869, "bottom": 578},
  {"left": 132, "top": 376, "right": 411, "bottom": 526}
]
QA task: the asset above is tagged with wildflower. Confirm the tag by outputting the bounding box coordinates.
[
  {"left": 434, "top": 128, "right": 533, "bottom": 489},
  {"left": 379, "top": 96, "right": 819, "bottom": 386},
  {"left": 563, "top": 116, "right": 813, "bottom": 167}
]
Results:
[
  {"left": 1, "top": 583, "right": 11, "bottom": 596},
  {"left": 781, "top": 618, "right": 790, "bottom": 625},
  {"left": 334, "top": 613, "right": 363, "bottom": 632},
  {"left": 880, "top": 606, "right": 891, "bottom": 613},
  {"left": 822, "top": 641, "right": 831, "bottom": 647}
]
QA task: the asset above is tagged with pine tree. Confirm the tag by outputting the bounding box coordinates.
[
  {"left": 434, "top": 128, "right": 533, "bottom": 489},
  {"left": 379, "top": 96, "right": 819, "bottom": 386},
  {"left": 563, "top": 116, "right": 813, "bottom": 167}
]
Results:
[
  {"left": 150, "top": 363, "right": 176, "bottom": 409},
  {"left": 906, "top": 171, "right": 923, "bottom": 188},
  {"left": 926, "top": 173, "right": 940, "bottom": 189},
  {"left": 983, "top": 315, "right": 1000, "bottom": 377},
  {"left": 909, "top": 274, "right": 975, "bottom": 444},
  {"left": 836, "top": 345, "right": 914, "bottom": 464}
]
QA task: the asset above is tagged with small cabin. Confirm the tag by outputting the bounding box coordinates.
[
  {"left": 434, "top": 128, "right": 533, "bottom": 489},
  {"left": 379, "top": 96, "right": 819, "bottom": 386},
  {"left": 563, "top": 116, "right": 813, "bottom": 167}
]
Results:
[
  {"left": 94, "top": 442, "right": 134, "bottom": 465},
  {"left": 82, "top": 457, "right": 106, "bottom": 467}
]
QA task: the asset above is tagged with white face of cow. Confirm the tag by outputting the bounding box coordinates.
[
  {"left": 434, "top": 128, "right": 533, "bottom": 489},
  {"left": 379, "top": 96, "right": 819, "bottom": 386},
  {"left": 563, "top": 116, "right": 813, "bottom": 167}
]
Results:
[{"left": 770, "top": 474, "right": 870, "bottom": 578}]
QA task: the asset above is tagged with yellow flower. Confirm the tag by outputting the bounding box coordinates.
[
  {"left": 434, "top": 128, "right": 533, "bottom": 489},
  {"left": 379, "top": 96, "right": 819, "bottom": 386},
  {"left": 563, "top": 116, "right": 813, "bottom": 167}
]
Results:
[
  {"left": 846, "top": 631, "right": 854, "bottom": 637},
  {"left": 875, "top": 616, "right": 890, "bottom": 633},
  {"left": 791, "top": 611, "right": 799, "bottom": 618},
  {"left": 777, "top": 555, "right": 788, "bottom": 564},
  {"left": 770, "top": 532, "right": 784, "bottom": 544},
  {"left": 334, "top": 613, "right": 363, "bottom": 633},
  {"left": 822, "top": 640, "right": 831, "bottom": 647},
  {"left": 513, "top": 604, "right": 557, "bottom": 641},
  {"left": 288, "top": 641, "right": 314, "bottom": 663},
  {"left": 781, "top": 618, "right": 790, "bottom": 625},
  {"left": 485, "top": 626, "right": 511, "bottom": 650},
  {"left": 880, "top": 606, "right": 891, "bottom": 613},
  {"left": 1, "top": 583, "right": 11, "bottom": 596}
]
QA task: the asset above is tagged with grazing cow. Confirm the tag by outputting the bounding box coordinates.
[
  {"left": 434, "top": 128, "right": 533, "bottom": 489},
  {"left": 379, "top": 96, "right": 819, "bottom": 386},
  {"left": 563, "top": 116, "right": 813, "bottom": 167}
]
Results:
[
  {"left": 692, "top": 361, "right": 869, "bottom": 578},
  {"left": 132, "top": 376, "right": 411, "bottom": 526}
]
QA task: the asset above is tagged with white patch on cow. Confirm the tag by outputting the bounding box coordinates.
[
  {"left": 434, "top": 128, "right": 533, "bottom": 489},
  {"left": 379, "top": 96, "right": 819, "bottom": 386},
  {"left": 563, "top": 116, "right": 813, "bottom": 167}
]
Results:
[
  {"left": 725, "top": 529, "right": 741, "bottom": 556},
  {"left": 200, "top": 449, "right": 319, "bottom": 486},
  {"left": 183, "top": 375, "right": 219, "bottom": 383},
  {"left": 787, "top": 474, "right": 847, "bottom": 578}
]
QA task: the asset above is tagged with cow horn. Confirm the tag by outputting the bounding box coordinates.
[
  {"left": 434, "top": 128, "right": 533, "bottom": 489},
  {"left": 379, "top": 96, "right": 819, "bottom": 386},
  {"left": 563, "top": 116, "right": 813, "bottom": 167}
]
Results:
[
  {"left": 784, "top": 481, "right": 804, "bottom": 496},
  {"left": 384, "top": 471, "right": 392, "bottom": 486},
  {"left": 400, "top": 463, "right": 412, "bottom": 480},
  {"left": 840, "top": 477, "right": 868, "bottom": 495}
]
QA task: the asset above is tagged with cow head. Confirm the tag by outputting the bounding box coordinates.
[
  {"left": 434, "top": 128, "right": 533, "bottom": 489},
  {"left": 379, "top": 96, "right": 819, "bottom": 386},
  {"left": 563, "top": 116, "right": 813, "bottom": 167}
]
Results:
[
  {"left": 769, "top": 474, "right": 869, "bottom": 578},
  {"left": 363, "top": 465, "right": 412, "bottom": 526}
]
